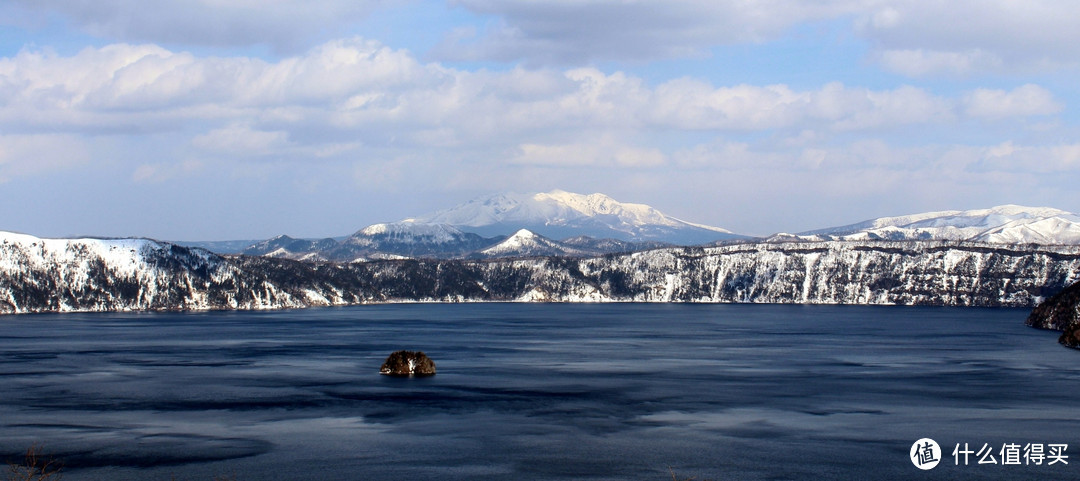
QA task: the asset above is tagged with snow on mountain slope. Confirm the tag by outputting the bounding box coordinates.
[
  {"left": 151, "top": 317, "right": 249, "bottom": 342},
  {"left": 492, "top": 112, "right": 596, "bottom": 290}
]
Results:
[
  {"left": 5, "top": 229, "right": 1080, "bottom": 314},
  {"left": 408, "top": 190, "right": 740, "bottom": 244},
  {"left": 0, "top": 231, "right": 221, "bottom": 313},
  {"left": 0, "top": 231, "right": 164, "bottom": 281},
  {"left": 0, "top": 231, "right": 367, "bottom": 314},
  {"left": 335, "top": 222, "right": 493, "bottom": 259},
  {"left": 243, "top": 235, "right": 337, "bottom": 260},
  {"left": 350, "top": 222, "right": 472, "bottom": 244},
  {"left": 559, "top": 235, "right": 672, "bottom": 254},
  {"left": 977, "top": 216, "right": 1080, "bottom": 244},
  {"left": 477, "top": 229, "right": 589, "bottom": 258},
  {"left": 794, "top": 205, "right": 1080, "bottom": 244}
]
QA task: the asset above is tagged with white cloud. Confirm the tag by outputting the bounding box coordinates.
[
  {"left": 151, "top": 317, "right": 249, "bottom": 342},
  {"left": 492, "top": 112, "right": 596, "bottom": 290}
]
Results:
[
  {"left": 513, "top": 137, "right": 667, "bottom": 168},
  {"left": 650, "top": 80, "right": 804, "bottom": 130},
  {"left": 977, "top": 141, "right": 1080, "bottom": 173},
  {"left": 671, "top": 138, "right": 936, "bottom": 172},
  {"left": 962, "top": 84, "right": 1062, "bottom": 119},
  {"left": 3, "top": 40, "right": 1024, "bottom": 146},
  {"left": 876, "top": 49, "right": 1004, "bottom": 77},
  {"left": 0, "top": 38, "right": 1067, "bottom": 188},
  {"left": 131, "top": 159, "right": 204, "bottom": 183},
  {"left": 0, "top": 39, "right": 433, "bottom": 134},
  {"left": 812, "top": 83, "right": 955, "bottom": 130},
  {"left": 17, "top": 42, "right": 1072, "bottom": 133},
  {"left": 648, "top": 80, "right": 956, "bottom": 131},
  {"left": 191, "top": 124, "right": 291, "bottom": 156}
]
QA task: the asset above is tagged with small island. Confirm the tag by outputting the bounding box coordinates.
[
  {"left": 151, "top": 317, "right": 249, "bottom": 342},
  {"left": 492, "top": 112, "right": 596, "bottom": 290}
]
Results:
[{"left": 380, "top": 350, "right": 437, "bottom": 376}]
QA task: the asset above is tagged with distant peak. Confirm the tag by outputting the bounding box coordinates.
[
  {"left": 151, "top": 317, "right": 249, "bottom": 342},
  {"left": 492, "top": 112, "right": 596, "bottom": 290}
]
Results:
[
  {"left": 803, "top": 203, "right": 1080, "bottom": 244},
  {"left": 983, "top": 204, "right": 1071, "bottom": 216},
  {"left": 349, "top": 223, "right": 472, "bottom": 248},
  {"left": 358, "top": 222, "right": 463, "bottom": 236},
  {"left": 407, "top": 189, "right": 738, "bottom": 244},
  {"left": 538, "top": 189, "right": 609, "bottom": 201}
]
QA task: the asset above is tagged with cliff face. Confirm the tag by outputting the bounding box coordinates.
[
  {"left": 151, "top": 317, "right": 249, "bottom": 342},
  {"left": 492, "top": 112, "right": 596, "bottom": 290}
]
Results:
[
  {"left": 0, "top": 236, "right": 367, "bottom": 314},
  {"left": 1025, "top": 280, "right": 1080, "bottom": 348},
  {"left": 574, "top": 242, "right": 1080, "bottom": 306},
  {"left": 3, "top": 233, "right": 1080, "bottom": 315}
]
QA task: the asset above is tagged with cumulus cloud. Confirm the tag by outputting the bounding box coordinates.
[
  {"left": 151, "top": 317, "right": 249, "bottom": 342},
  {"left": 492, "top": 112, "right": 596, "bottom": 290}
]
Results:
[
  {"left": 0, "top": 38, "right": 1065, "bottom": 178},
  {"left": 0, "top": 39, "right": 433, "bottom": 134},
  {"left": 3, "top": 41, "right": 1045, "bottom": 144}
]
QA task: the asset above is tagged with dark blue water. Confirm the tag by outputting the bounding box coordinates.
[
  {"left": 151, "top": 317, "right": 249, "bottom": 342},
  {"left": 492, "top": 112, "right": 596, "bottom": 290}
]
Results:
[{"left": 1, "top": 304, "right": 1079, "bottom": 480}]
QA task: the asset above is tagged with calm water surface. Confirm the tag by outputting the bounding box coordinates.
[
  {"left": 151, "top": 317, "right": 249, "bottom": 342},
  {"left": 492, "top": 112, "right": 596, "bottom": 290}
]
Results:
[{"left": 1, "top": 304, "right": 1078, "bottom": 480}]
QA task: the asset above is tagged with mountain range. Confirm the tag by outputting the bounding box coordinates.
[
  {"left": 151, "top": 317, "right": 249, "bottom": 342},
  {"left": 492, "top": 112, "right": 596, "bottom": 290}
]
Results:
[
  {"left": 241, "top": 224, "right": 669, "bottom": 262},
  {"left": 407, "top": 190, "right": 740, "bottom": 244},
  {"left": 7, "top": 193, "right": 1080, "bottom": 347},
  {"left": 207, "top": 192, "right": 1080, "bottom": 261},
  {"left": 230, "top": 190, "right": 729, "bottom": 261},
  {"left": 783, "top": 205, "right": 1080, "bottom": 244},
  {"left": 4, "top": 229, "right": 1079, "bottom": 316}
]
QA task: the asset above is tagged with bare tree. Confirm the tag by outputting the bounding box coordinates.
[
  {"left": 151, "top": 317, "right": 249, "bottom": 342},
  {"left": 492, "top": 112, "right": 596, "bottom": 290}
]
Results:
[{"left": 7, "top": 445, "right": 63, "bottom": 481}]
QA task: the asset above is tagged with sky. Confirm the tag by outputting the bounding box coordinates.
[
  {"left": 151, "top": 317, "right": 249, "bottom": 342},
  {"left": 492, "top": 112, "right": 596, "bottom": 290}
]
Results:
[{"left": 1, "top": 0, "right": 1079, "bottom": 240}]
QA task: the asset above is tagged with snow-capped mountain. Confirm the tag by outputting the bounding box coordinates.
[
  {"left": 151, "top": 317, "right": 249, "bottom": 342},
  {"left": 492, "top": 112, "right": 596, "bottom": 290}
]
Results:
[
  {"left": 0, "top": 231, "right": 364, "bottom": 313},
  {"left": 325, "top": 222, "right": 493, "bottom": 261},
  {"left": 408, "top": 190, "right": 742, "bottom": 244},
  {"left": 243, "top": 235, "right": 338, "bottom": 261},
  {"left": 789, "top": 205, "right": 1080, "bottom": 244},
  {"left": 238, "top": 218, "right": 680, "bottom": 262},
  {"left": 238, "top": 224, "right": 659, "bottom": 262},
  {"left": 237, "top": 223, "right": 478, "bottom": 262},
  {"left": 476, "top": 229, "right": 588, "bottom": 258}
]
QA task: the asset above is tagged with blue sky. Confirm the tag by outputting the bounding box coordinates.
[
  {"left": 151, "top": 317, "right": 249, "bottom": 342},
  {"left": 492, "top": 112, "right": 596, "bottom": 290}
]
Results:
[{"left": 1, "top": 0, "right": 1078, "bottom": 240}]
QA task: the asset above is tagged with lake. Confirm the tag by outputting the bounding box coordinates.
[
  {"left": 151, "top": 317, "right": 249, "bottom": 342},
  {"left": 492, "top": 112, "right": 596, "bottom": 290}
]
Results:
[{"left": 1, "top": 304, "right": 1078, "bottom": 480}]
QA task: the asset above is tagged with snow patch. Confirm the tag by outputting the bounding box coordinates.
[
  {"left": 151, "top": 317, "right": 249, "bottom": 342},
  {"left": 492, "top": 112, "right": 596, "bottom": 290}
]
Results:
[
  {"left": 409, "top": 189, "right": 735, "bottom": 241},
  {"left": 796, "top": 205, "right": 1080, "bottom": 245},
  {"left": 356, "top": 222, "right": 465, "bottom": 244}
]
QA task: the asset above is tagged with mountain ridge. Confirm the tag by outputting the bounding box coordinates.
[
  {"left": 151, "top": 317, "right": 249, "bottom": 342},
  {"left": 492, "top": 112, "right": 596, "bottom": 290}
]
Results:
[
  {"left": 177, "top": 198, "right": 1080, "bottom": 258},
  {"left": 476, "top": 229, "right": 590, "bottom": 258},
  {"left": 407, "top": 190, "right": 741, "bottom": 244},
  {"left": 783, "top": 204, "right": 1080, "bottom": 245},
  {"left": 4, "top": 230, "right": 1080, "bottom": 315}
]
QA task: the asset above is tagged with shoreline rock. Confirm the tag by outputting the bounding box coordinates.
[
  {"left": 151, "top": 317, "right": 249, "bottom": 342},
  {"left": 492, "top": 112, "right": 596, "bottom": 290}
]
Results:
[{"left": 1025, "top": 280, "right": 1080, "bottom": 349}]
